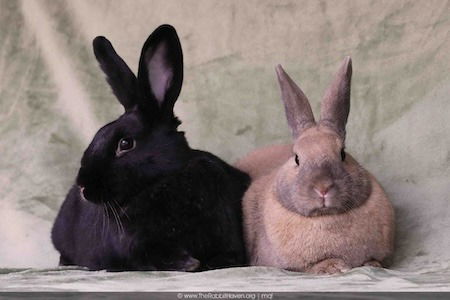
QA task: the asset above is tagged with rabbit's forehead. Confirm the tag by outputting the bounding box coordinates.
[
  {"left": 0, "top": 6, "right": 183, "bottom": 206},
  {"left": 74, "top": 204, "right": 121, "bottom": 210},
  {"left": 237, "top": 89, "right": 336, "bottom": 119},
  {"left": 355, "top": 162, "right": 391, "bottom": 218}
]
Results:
[
  {"left": 118, "top": 111, "right": 143, "bottom": 126},
  {"left": 293, "top": 126, "right": 343, "bottom": 155},
  {"left": 97, "top": 113, "right": 141, "bottom": 136},
  {"left": 90, "top": 113, "right": 143, "bottom": 148}
]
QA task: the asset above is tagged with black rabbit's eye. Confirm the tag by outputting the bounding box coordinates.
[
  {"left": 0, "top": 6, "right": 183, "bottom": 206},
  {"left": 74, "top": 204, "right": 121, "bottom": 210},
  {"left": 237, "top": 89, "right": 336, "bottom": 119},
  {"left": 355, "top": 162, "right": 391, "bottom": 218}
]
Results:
[
  {"left": 116, "top": 138, "right": 136, "bottom": 156},
  {"left": 341, "top": 149, "right": 346, "bottom": 161},
  {"left": 294, "top": 154, "right": 300, "bottom": 166},
  {"left": 120, "top": 138, "right": 133, "bottom": 150}
]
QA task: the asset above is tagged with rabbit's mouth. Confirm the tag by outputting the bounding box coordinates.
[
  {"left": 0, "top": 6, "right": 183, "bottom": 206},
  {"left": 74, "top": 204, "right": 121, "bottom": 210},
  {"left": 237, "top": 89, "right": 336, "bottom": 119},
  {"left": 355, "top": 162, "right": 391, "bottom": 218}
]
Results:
[{"left": 307, "top": 205, "right": 346, "bottom": 217}]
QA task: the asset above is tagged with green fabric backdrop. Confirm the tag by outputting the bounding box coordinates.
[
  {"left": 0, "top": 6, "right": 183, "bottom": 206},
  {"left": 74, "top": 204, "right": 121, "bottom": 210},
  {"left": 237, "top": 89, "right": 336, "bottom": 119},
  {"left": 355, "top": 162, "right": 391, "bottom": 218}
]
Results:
[{"left": 0, "top": 0, "right": 449, "bottom": 291}]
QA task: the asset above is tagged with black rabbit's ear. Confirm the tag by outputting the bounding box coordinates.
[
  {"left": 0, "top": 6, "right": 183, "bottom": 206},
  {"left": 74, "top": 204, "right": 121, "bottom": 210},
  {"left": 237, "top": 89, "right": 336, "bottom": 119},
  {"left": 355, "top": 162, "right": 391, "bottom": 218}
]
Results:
[
  {"left": 93, "top": 36, "right": 137, "bottom": 111},
  {"left": 137, "top": 24, "right": 183, "bottom": 117}
]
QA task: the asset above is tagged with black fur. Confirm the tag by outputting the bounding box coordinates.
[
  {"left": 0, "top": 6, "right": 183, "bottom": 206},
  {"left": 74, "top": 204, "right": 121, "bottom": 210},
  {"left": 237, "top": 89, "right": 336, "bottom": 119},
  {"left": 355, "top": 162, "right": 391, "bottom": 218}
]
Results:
[{"left": 51, "top": 25, "right": 250, "bottom": 271}]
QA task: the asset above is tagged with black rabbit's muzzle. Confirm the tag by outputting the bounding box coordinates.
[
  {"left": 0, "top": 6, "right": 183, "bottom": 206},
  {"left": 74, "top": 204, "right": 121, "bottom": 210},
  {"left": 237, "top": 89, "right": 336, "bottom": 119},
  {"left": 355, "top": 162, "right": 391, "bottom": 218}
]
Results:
[
  {"left": 76, "top": 167, "right": 108, "bottom": 204},
  {"left": 78, "top": 185, "right": 103, "bottom": 204}
]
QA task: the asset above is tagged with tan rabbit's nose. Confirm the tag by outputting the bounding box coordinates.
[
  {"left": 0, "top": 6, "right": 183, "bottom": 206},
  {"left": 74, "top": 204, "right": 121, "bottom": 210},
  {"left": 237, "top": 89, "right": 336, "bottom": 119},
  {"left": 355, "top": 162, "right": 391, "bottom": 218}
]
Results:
[{"left": 314, "top": 183, "right": 334, "bottom": 197}]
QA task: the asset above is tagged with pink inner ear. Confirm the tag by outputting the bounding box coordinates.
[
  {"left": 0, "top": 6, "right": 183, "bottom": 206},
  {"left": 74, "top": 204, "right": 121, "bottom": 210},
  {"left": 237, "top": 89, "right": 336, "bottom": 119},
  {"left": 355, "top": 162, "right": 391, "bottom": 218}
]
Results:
[{"left": 146, "top": 41, "right": 173, "bottom": 105}]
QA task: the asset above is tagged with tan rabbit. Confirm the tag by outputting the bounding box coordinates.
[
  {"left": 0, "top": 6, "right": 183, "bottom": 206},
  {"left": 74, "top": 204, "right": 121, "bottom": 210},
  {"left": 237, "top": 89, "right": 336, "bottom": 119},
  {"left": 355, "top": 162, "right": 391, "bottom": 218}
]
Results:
[{"left": 240, "top": 57, "right": 395, "bottom": 274}]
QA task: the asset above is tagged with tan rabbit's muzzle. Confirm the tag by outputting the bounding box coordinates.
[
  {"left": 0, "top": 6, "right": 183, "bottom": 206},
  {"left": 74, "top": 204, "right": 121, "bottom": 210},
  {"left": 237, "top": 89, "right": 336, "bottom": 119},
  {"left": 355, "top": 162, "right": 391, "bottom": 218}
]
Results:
[
  {"left": 303, "top": 162, "right": 353, "bottom": 215},
  {"left": 275, "top": 157, "right": 354, "bottom": 217}
]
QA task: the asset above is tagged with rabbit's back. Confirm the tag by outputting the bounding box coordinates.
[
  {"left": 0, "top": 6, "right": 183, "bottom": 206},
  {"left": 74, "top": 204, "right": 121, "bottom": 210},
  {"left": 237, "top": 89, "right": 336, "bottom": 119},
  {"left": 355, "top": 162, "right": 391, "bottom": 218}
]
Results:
[{"left": 235, "top": 144, "right": 292, "bottom": 180}]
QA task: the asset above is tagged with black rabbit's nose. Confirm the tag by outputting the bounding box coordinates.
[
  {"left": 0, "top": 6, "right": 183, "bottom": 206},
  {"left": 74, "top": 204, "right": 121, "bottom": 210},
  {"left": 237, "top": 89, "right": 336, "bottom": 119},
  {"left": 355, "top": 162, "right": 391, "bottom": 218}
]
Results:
[{"left": 79, "top": 186, "right": 88, "bottom": 201}]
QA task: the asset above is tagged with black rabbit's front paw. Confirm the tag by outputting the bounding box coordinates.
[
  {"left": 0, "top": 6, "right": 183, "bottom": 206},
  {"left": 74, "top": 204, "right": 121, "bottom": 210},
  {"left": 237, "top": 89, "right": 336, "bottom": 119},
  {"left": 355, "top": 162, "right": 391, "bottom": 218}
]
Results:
[
  {"left": 159, "top": 252, "right": 201, "bottom": 272},
  {"left": 175, "top": 256, "right": 201, "bottom": 272}
]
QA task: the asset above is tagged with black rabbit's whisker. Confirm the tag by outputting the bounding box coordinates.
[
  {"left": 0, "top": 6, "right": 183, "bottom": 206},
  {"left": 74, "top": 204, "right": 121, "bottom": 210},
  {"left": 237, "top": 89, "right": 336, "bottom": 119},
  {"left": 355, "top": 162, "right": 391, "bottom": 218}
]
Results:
[
  {"left": 101, "top": 203, "right": 107, "bottom": 245},
  {"left": 104, "top": 201, "right": 111, "bottom": 244},
  {"left": 113, "top": 199, "right": 130, "bottom": 221},
  {"left": 110, "top": 201, "right": 125, "bottom": 237}
]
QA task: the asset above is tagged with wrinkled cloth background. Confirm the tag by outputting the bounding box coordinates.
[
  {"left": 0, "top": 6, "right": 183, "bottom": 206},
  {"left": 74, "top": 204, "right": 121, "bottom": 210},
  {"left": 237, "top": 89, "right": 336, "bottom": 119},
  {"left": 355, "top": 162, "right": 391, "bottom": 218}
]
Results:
[{"left": 0, "top": 0, "right": 449, "bottom": 292}]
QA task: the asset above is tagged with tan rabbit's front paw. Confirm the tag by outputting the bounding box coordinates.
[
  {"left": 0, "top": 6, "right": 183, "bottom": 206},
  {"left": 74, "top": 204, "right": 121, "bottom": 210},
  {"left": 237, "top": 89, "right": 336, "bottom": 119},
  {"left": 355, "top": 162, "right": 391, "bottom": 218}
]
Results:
[
  {"left": 306, "top": 258, "right": 351, "bottom": 275},
  {"left": 363, "top": 260, "right": 382, "bottom": 268}
]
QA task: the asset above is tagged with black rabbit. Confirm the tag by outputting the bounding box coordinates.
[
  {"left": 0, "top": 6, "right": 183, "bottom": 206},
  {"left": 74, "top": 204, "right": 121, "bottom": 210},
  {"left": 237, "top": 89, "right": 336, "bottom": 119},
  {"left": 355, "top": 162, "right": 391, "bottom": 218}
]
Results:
[{"left": 51, "top": 25, "right": 250, "bottom": 271}]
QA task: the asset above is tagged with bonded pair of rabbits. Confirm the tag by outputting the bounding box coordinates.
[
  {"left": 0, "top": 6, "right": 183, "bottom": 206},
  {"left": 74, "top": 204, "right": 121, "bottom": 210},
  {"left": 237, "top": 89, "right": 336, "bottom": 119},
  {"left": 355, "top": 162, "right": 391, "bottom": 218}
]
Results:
[{"left": 52, "top": 25, "right": 395, "bottom": 274}]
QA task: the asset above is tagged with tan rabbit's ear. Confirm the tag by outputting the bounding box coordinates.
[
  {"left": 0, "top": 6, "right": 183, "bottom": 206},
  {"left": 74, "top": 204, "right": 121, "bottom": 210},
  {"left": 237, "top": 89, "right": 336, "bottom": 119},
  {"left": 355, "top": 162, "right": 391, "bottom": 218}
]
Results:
[
  {"left": 320, "top": 57, "right": 352, "bottom": 137},
  {"left": 276, "top": 65, "right": 315, "bottom": 138}
]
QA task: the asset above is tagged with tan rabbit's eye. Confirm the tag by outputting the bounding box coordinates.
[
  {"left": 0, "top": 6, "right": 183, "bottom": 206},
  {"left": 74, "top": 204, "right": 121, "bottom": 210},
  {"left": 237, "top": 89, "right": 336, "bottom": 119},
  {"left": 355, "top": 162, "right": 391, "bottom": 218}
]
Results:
[
  {"left": 116, "top": 137, "right": 136, "bottom": 156},
  {"left": 294, "top": 154, "right": 300, "bottom": 166}
]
